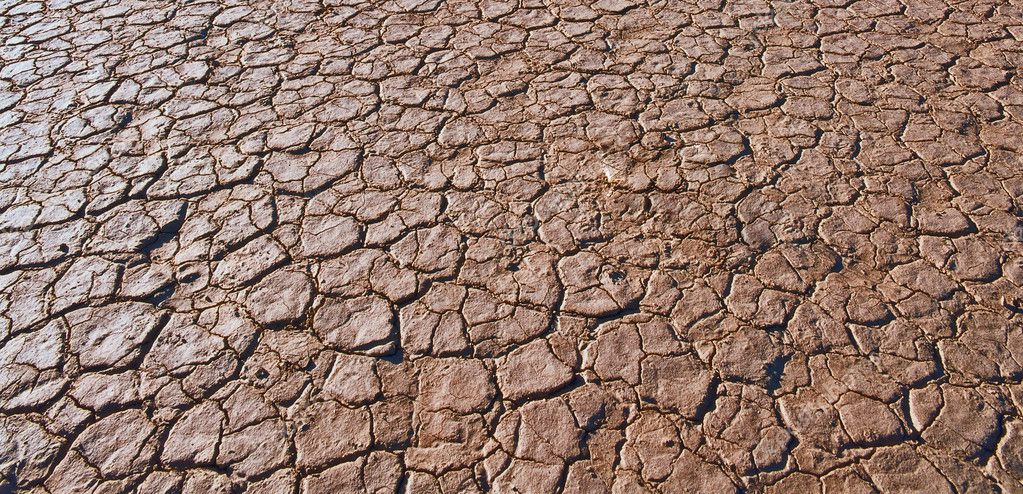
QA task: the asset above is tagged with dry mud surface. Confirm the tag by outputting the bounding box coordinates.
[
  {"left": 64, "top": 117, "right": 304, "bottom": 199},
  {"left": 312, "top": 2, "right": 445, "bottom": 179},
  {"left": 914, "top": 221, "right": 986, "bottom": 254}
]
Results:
[{"left": 2, "top": 0, "right": 1023, "bottom": 492}]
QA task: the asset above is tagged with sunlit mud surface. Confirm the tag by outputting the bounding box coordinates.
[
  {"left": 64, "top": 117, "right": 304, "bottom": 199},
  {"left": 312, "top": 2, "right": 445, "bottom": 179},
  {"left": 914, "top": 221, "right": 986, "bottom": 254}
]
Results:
[{"left": 2, "top": 0, "right": 1023, "bottom": 492}]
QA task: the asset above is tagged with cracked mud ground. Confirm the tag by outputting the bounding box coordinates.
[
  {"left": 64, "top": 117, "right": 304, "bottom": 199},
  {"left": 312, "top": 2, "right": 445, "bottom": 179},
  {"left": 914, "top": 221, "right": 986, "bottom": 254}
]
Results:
[{"left": 4, "top": 1, "right": 1023, "bottom": 493}]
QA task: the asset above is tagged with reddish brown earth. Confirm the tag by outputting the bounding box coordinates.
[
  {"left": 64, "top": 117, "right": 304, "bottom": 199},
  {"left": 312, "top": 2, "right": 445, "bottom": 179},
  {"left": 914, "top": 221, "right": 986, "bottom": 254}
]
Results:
[{"left": 2, "top": 0, "right": 1023, "bottom": 492}]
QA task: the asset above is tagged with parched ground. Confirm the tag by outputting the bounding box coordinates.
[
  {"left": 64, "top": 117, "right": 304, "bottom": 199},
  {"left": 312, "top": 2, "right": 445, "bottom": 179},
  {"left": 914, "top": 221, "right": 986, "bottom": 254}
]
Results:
[{"left": 2, "top": 0, "right": 1023, "bottom": 492}]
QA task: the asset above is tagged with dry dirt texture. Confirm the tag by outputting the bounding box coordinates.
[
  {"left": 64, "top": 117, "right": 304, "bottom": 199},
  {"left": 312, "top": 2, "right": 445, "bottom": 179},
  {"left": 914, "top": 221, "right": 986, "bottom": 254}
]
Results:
[{"left": 2, "top": 0, "right": 1023, "bottom": 492}]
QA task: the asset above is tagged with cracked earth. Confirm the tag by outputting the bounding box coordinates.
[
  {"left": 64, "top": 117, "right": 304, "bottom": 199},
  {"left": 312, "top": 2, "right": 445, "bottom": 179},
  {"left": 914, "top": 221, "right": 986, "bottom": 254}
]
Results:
[{"left": 2, "top": 0, "right": 1023, "bottom": 492}]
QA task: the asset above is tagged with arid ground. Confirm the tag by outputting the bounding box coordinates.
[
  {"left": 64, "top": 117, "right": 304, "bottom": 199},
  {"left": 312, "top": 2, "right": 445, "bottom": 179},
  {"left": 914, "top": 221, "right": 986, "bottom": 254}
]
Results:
[{"left": 2, "top": 0, "right": 1023, "bottom": 492}]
